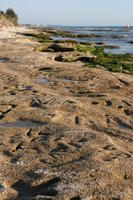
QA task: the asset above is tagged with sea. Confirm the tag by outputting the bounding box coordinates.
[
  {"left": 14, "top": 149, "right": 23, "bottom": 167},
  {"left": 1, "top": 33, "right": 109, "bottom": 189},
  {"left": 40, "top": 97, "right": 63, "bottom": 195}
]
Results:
[{"left": 50, "top": 26, "right": 133, "bottom": 54}]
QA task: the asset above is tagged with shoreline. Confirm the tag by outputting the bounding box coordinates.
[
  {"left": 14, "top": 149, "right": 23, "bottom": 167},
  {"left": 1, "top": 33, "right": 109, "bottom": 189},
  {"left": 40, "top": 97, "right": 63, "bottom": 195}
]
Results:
[{"left": 0, "top": 26, "right": 132, "bottom": 199}]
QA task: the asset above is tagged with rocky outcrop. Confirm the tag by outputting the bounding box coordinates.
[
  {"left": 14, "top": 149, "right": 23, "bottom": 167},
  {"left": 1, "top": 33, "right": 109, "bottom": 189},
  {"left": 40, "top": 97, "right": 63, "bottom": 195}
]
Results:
[
  {"left": 55, "top": 51, "right": 96, "bottom": 63},
  {"left": 0, "top": 11, "right": 18, "bottom": 29},
  {"left": 0, "top": 27, "right": 132, "bottom": 200}
]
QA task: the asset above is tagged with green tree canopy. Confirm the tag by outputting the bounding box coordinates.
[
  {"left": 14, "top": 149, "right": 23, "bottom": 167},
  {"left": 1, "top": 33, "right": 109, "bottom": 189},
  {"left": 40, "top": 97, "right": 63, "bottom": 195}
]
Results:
[{"left": 6, "top": 8, "right": 18, "bottom": 20}]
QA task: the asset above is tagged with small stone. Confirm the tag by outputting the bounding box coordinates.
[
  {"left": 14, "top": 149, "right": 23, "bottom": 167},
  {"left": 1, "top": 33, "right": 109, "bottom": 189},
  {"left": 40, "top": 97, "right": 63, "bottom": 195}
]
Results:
[
  {"left": 0, "top": 182, "right": 7, "bottom": 193},
  {"left": 118, "top": 105, "right": 123, "bottom": 109},
  {"left": 124, "top": 172, "right": 129, "bottom": 180},
  {"left": 9, "top": 91, "right": 16, "bottom": 95},
  {"left": 75, "top": 116, "right": 79, "bottom": 124},
  {"left": 106, "top": 118, "right": 110, "bottom": 124},
  {"left": 30, "top": 98, "right": 42, "bottom": 107},
  {"left": 106, "top": 100, "right": 112, "bottom": 107},
  {"left": 92, "top": 101, "right": 99, "bottom": 105},
  {"left": 0, "top": 113, "right": 4, "bottom": 120}
]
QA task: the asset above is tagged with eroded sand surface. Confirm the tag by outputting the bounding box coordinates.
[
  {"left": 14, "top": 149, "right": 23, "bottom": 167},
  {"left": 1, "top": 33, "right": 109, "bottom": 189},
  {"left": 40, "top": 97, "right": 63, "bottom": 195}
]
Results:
[{"left": 0, "top": 27, "right": 133, "bottom": 200}]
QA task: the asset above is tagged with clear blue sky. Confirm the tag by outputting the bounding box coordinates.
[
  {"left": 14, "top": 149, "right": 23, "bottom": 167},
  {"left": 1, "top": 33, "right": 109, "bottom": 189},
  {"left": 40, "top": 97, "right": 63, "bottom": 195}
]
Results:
[{"left": 0, "top": 0, "right": 132, "bottom": 26}]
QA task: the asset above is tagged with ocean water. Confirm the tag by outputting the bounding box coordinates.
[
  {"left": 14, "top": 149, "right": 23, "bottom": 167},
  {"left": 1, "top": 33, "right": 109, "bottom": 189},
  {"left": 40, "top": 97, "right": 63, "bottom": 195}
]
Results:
[{"left": 50, "top": 26, "right": 133, "bottom": 54}]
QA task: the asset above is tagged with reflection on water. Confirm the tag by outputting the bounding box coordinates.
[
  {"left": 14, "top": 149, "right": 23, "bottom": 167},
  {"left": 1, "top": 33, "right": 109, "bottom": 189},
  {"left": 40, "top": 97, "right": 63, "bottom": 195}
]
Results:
[
  {"left": 51, "top": 26, "right": 133, "bottom": 54},
  {"left": 55, "top": 78, "right": 72, "bottom": 83},
  {"left": 0, "top": 57, "right": 9, "bottom": 63},
  {"left": 38, "top": 78, "right": 49, "bottom": 84},
  {"left": 38, "top": 77, "right": 72, "bottom": 84},
  {"left": 0, "top": 120, "right": 44, "bottom": 128}
]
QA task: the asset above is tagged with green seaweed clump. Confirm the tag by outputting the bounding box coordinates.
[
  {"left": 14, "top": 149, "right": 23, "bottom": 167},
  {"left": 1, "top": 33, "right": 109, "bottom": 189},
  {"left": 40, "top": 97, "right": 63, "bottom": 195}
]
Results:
[
  {"left": 22, "top": 32, "right": 53, "bottom": 43},
  {"left": 79, "top": 44, "right": 133, "bottom": 73}
]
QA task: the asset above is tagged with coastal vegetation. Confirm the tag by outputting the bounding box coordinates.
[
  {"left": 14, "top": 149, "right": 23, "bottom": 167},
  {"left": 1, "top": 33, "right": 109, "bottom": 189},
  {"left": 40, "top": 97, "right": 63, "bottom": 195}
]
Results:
[
  {"left": 22, "top": 30, "right": 133, "bottom": 74},
  {"left": 0, "top": 8, "right": 18, "bottom": 26},
  {"left": 65, "top": 43, "right": 133, "bottom": 73},
  {"left": 6, "top": 8, "right": 18, "bottom": 25},
  {"left": 0, "top": 16, "right": 133, "bottom": 200},
  {"left": 77, "top": 45, "right": 133, "bottom": 73},
  {"left": 21, "top": 32, "right": 53, "bottom": 43}
]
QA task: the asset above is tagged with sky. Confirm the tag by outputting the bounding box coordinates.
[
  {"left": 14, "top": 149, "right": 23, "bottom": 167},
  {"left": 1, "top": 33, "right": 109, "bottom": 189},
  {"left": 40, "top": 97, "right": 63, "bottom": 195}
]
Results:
[{"left": 0, "top": 0, "right": 132, "bottom": 26}]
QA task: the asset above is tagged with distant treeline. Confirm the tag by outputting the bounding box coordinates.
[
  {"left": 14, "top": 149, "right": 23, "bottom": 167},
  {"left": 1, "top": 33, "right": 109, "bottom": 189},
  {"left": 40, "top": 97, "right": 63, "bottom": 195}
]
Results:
[{"left": 0, "top": 8, "right": 18, "bottom": 25}]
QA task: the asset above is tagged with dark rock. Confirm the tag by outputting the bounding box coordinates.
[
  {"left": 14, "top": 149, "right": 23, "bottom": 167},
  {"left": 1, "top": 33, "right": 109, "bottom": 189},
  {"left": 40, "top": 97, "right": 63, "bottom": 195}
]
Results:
[
  {"left": 104, "top": 45, "right": 120, "bottom": 49},
  {"left": 48, "top": 44, "right": 74, "bottom": 52},
  {"left": 106, "top": 100, "right": 112, "bottom": 107},
  {"left": 71, "top": 196, "right": 81, "bottom": 200},
  {"left": 0, "top": 114, "right": 4, "bottom": 120},
  {"left": 0, "top": 182, "right": 7, "bottom": 193},
  {"left": 76, "top": 56, "right": 96, "bottom": 62},
  {"left": 75, "top": 116, "right": 79, "bottom": 124},
  {"left": 127, "top": 41, "right": 133, "bottom": 44},
  {"left": 124, "top": 109, "right": 133, "bottom": 116},
  {"left": 30, "top": 98, "right": 42, "bottom": 107},
  {"left": 55, "top": 55, "right": 65, "bottom": 62}
]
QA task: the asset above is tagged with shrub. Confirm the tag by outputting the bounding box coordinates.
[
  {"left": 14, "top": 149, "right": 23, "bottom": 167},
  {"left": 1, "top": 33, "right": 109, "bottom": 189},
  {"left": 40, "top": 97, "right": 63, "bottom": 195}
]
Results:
[
  {"left": 6, "top": 8, "right": 18, "bottom": 19},
  {"left": 6, "top": 8, "right": 18, "bottom": 25}
]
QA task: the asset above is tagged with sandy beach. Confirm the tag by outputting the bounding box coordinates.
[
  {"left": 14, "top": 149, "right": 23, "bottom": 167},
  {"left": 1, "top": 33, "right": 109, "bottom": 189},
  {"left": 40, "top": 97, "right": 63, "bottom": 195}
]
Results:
[{"left": 0, "top": 26, "right": 132, "bottom": 200}]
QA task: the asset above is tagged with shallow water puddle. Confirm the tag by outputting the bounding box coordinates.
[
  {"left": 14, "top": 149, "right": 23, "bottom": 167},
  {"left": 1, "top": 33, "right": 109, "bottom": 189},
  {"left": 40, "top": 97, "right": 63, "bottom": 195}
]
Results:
[
  {"left": 0, "top": 57, "right": 9, "bottom": 63},
  {"left": 55, "top": 78, "right": 72, "bottom": 83},
  {"left": 38, "top": 77, "right": 72, "bottom": 84},
  {"left": 24, "top": 85, "right": 33, "bottom": 91},
  {"left": 117, "top": 119, "right": 133, "bottom": 131},
  {"left": 0, "top": 120, "right": 44, "bottom": 128},
  {"left": 38, "top": 78, "right": 49, "bottom": 84}
]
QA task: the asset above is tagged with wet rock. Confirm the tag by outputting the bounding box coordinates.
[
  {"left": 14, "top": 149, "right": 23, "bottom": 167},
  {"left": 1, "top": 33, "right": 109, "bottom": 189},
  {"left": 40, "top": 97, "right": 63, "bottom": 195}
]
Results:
[
  {"left": 104, "top": 45, "right": 120, "bottom": 49},
  {"left": 127, "top": 41, "right": 133, "bottom": 44},
  {"left": 0, "top": 182, "right": 7, "bottom": 193},
  {"left": 30, "top": 98, "right": 42, "bottom": 107},
  {"left": 95, "top": 42, "right": 105, "bottom": 45},
  {"left": 46, "top": 44, "right": 74, "bottom": 52},
  {"left": 77, "top": 33, "right": 102, "bottom": 38},
  {"left": 0, "top": 57, "right": 9, "bottom": 63}
]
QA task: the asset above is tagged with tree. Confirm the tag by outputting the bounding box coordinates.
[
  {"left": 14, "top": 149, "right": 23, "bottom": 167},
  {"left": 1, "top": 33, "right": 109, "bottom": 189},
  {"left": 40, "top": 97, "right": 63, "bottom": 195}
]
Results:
[
  {"left": 6, "top": 8, "right": 18, "bottom": 20},
  {"left": 6, "top": 8, "right": 18, "bottom": 25},
  {"left": 0, "top": 11, "right": 4, "bottom": 15}
]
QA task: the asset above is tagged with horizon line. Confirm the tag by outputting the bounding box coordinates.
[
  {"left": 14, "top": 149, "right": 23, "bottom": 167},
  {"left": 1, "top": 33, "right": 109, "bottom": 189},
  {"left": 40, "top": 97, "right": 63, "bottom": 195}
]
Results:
[{"left": 21, "top": 23, "right": 133, "bottom": 27}]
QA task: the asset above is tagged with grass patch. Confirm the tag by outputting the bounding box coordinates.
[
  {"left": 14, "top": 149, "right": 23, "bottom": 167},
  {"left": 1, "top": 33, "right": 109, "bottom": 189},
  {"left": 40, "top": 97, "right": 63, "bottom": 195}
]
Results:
[
  {"left": 22, "top": 32, "right": 53, "bottom": 43},
  {"left": 35, "top": 33, "right": 53, "bottom": 43},
  {"left": 75, "top": 44, "right": 93, "bottom": 53}
]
